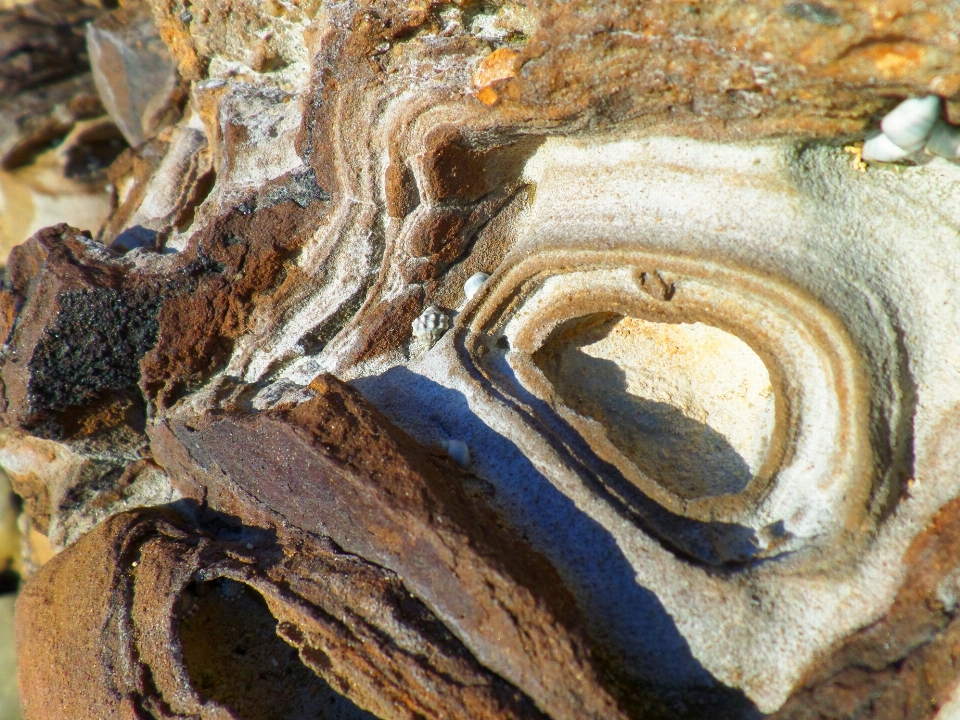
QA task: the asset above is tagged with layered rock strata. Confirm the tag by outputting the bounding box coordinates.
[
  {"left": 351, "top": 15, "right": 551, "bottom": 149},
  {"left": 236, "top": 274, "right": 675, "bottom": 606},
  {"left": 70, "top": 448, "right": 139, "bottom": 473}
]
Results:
[{"left": 2, "top": 1, "right": 960, "bottom": 719}]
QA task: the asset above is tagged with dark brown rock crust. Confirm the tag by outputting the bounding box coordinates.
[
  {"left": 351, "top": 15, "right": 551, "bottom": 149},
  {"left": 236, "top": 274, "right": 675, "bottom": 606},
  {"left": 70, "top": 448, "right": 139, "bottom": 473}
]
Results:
[
  {"left": 770, "top": 494, "right": 960, "bottom": 720},
  {"left": 148, "top": 374, "right": 630, "bottom": 719},
  {"left": 16, "top": 507, "right": 552, "bottom": 719}
]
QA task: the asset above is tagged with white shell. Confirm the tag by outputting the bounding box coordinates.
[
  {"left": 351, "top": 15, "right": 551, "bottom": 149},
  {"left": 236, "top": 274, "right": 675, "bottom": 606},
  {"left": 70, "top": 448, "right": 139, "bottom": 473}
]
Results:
[
  {"left": 412, "top": 305, "right": 450, "bottom": 346},
  {"left": 463, "top": 272, "right": 490, "bottom": 301},
  {"left": 440, "top": 439, "right": 471, "bottom": 468},
  {"left": 926, "top": 118, "right": 960, "bottom": 159},
  {"left": 880, "top": 95, "right": 941, "bottom": 151},
  {"left": 862, "top": 132, "right": 911, "bottom": 163}
]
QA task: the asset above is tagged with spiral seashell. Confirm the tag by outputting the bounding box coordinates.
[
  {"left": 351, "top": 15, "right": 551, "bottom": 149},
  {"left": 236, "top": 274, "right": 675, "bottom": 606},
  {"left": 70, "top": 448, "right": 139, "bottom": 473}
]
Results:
[
  {"left": 880, "top": 95, "right": 941, "bottom": 151},
  {"left": 412, "top": 305, "right": 450, "bottom": 347},
  {"left": 926, "top": 118, "right": 960, "bottom": 159},
  {"left": 862, "top": 132, "right": 912, "bottom": 162},
  {"left": 463, "top": 272, "right": 491, "bottom": 302}
]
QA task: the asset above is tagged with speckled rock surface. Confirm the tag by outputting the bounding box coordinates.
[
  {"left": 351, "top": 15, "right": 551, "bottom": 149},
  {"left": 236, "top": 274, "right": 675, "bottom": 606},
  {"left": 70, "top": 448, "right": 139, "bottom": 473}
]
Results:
[{"left": 2, "top": 1, "right": 960, "bottom": 719}]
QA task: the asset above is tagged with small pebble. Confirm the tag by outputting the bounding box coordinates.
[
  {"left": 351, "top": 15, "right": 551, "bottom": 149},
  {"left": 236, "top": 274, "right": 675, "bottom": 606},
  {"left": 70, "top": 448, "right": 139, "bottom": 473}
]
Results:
[
  {"left": 441, "top": 439, "right": 471, "bottom": 468},
  {"left": 463, "top": 272, "right": 490, "bottom": 302}
]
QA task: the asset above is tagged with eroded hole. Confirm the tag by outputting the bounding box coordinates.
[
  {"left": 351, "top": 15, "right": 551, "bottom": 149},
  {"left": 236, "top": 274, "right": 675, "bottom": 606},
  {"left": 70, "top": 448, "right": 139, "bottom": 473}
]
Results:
[
  {"left": 64, "top": 122, "right": 129, "bottom": 179},
  {"left": 534, "top": 315, "right": 776, "bottom": 499},
  {"left": 179, "top": 579, "right": 377, "bottom": 720}
]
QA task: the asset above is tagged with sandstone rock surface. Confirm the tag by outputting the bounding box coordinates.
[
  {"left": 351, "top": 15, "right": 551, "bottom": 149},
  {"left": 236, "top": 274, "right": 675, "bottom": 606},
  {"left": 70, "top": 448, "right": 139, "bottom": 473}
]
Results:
[{"left": 2, "top": 1, "right": 960, "bottom": 719}]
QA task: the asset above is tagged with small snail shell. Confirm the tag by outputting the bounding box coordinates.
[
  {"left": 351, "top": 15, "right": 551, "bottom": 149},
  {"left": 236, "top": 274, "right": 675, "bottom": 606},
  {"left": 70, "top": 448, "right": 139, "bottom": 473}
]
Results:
[
  {"left": 463, "top": 272, "right": 490, "bottom": 301},
  {"left": 880, "top": 95, "right": 941, "bottom": 152},
  {"left": 412, "top": 305, "right": 450, "bottom": 347},
  {"left": 440, "top": 439, "right": 471, "bottom": 468},
  {"left": 926, "top": 118, "right": 960, "bottom": 159},
  {"left": 862, "top": 132, "right": 912, "bottom": 163}
]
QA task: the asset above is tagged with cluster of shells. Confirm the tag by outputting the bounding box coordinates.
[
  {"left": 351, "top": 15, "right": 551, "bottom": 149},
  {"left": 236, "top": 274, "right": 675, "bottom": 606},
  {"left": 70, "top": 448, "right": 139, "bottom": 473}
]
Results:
[{"left": 862, "top": 96, "right": 960, "bottom": 162}]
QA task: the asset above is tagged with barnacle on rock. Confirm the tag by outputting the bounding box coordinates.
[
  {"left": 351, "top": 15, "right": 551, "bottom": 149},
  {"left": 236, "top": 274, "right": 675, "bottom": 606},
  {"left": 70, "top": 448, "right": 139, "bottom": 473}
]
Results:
[{"left": 882, "top": 96, "right": 941, "bottom": 151}]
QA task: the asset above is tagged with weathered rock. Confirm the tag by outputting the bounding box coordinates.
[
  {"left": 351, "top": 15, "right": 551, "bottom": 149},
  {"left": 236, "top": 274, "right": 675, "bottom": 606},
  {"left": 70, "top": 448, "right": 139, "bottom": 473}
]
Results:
[
  {"left": 0, "top": 224, "right": 162, "bottom": 432},
  {"left": 16, "top": 497, "right": 566, "bottom": 718},
  {"left": 771, "top": 495, "right": 960, "bottom": 720},
  {"left": 97, "top": 124, "right": 213, "bottom": 251},
  {"left": 0, "top": 224, "right": 181, "bottom": 556},
  {"left": 149, "top": 374, "right": 630, "bottom": 719},
  {"left": 3, "top": 0, "right": 960, "bottom": 718},
  {"left": 86, "top": 0, "right": 184, "bottom": 148},
  {"left": 0, "top": 0, "right": 125, "bottom": 259},
  {"left": 0, "top": 0, "right": 106, "bottom": 168}
]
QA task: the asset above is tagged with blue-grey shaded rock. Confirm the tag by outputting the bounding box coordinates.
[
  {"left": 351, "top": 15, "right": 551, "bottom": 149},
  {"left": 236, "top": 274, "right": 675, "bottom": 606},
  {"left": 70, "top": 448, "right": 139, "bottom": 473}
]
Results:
[{"left": 86, "top": 3, "right": 182, "bottom": 148}]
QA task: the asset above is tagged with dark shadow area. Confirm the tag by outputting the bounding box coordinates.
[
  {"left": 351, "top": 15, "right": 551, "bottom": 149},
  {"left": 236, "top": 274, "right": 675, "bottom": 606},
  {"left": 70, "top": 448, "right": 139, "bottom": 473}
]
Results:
[
  {"left": 167, "top": 498, "right": 281, "bottom": 550},
  {"left": 175, "top": 168, "right": 217, "bottom": 232},
  {"left": 477, "top": 350, "right": 767, "bottom": 566},
  {"left": 536, "top": 345, "right": 754, "bottom": 499},
  {"left": 0, "top": 489, "right": 19, "bottom": 596},
  {"left": 64, "top": 122, "right": 128, "bottom": 179},
  {"left": 353, "top": 367, "right": 763, "bottom": 719},
  {"left": 179, "top": 578, "right": 378, "bottom": 720},
  {"left": 0, "top": 568, "right": 17, "bottom": 596},
  {"left": 111, "top": 224, "right": 159, "bottom": 252}
]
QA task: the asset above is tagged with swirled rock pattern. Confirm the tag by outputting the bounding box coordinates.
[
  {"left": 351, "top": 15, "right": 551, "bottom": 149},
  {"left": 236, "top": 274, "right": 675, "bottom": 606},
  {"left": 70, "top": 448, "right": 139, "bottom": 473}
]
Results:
[{"left": 3, "top": 1, "right": 960, "bottom": 719}]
